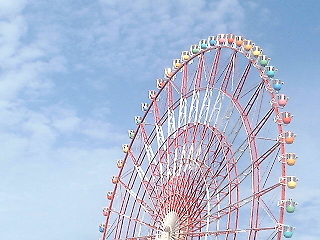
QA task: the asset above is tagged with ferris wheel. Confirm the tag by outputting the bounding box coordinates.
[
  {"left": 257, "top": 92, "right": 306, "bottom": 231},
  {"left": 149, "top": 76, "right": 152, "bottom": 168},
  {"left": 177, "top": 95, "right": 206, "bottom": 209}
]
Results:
[{"left": 99, "top": 34, "right": 298, "bottom": 240}]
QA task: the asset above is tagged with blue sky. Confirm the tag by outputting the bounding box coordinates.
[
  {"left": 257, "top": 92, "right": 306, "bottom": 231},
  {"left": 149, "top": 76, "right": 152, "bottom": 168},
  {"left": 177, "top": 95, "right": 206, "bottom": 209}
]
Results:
[{"left": 0, "top": 0, "right": 319, "bottom": 239}]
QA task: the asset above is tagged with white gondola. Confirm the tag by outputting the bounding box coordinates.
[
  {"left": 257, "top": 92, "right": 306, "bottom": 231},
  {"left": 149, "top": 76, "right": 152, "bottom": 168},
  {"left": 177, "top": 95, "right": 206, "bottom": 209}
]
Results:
[
  {"left": 189, "top": 44, "right": 200, "bottom": 55},
  {"left": 141, "top": 103, "right": 149, "bottom": 111},
  {"left": 285, "top": 152, "right": 298, "bottom": 166},
  {"left": 122, "top": 144, "right": 129, "bottom": 153},
  {"left": 199, "top": 39, "right": 208, "bottom": 49},
  {"left": 265, "top": 65, "right": 278, "bottom": 78},
  {"left": 283, "top": 225, "right": 295, "bottom": 238},
  {"left": 111, "top": 175, "right": 119, "bottom": 184},
  {"left": 106, "top": 191, "right": 114, "bottom": 200},
  {"left": 157, "top": 78, "right": 166, "bottom": 89},
  {"left": 286, "top": 176, "right": 298, "bottom": 189},
  {"left": 148, "top": 90, "right": 157, "bottom": 100},
  {"left": 181, "top": 50, "right": 191, "bottom": 61},
  {"left": 259, "top": 54, "right": 270, "bottom": 66},
  {"left": 134, "top": 116, "right": 142, "bottom": 124},
  {"left": 277, "top": 94, "right": 289, "bottom": 107},
  {"left": 172, "top": 59, "right": 182, "bottom": 69},
  {"left": 99, "top": 223, "right": 105, "bottom": 233},
  {"left": 102, "top": 207, "right": 110, "bottom": 216},
  {"left": 226, "top": 33, "right": 235, "bottom": 45},
  {"left": 243, "top": 39, "right": 254, "bottom": 51},
  {"left": 128, "top": 130, "right": 135, "bottom": 139},
  {"left": 117, "top": 159, "right": 124, "bottom": 168},
  {"left": 278, "top": 131, "right": 296, "bottom": 144},
  {"left": 251, "top": 45, "right": 263, "bottom": 58},
  {"left": 207, "top": 36, "right": 217, "bottom": 46},
  {"left": 235, "top": 35, "right": 244, "bottom": 47},
  {"left": 217, "top": 33, "right": 227, "bottom": 46},
  {"left": 164, "top": 67, "right": 173, "bottom": 78}
]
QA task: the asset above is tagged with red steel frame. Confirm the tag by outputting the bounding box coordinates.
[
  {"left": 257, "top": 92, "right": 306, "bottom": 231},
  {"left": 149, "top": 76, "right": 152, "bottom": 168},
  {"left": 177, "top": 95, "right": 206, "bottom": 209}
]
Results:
[{"left": 101, "top": 41, "right": 287, "bottom": 240}]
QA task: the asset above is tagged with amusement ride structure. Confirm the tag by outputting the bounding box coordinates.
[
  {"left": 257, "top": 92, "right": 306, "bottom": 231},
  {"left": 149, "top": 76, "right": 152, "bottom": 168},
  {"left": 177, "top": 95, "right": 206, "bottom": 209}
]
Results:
[{"left": 99, "top": 33, "right": 298, "bottom": 240}]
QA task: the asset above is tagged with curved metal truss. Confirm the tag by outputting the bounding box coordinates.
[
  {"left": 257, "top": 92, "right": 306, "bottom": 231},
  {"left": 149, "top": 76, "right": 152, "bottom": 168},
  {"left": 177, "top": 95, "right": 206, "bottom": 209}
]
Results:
[{"left": 100, "top": 34, "right": 298, "bottom": 240}]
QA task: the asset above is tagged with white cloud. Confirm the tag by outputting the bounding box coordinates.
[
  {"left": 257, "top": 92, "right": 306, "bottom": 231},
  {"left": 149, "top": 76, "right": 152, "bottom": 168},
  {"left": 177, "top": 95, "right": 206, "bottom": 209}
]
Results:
[
  {"left": 1, "top": 1, "right": 316, "bottom": 240},
  {"left": 91, "top": 0, "right": 247, "bottom": 82},
  {"left": 0, "top": 0, "right": 128, "bottom": 183},
  {"left": 0, "top": 12, "right": 66, "bottom": 101},
  {"left": 53, "top": 115, "right": 81, "bottom": 133},
  {"left": 0, "top": 0, "right": 27, "bottom": 19},
  {"left": 0, "top": 16, "right": 27, "bottom": 65}
]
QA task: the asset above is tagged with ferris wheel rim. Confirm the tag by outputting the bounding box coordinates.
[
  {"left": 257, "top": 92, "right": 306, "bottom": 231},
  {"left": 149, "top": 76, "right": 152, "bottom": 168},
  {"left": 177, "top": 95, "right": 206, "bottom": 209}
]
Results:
[{"left": 101, "top": 35, "right": 297, "bottom": 240}]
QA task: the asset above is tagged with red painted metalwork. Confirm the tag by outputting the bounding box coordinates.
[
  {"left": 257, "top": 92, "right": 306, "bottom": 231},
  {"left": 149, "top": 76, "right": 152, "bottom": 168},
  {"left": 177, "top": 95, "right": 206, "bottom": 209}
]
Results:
[
  {"left": 232, "top": 61, "right": 252, "bottom": 100},
  {"left": 208, "top": 48, "right": 221, "bottom": 88},
  {"left": 181, "top": 62, "right": 188, "bottom": 97},
  {"left": 221, "top": 51, "right": 237, "bottom": 91},
  {"left": 100, "top": 35, "right": 293, "bottom": 240},
  {"left": 195, "top": 53, "right": 205, "bottom": 89}
]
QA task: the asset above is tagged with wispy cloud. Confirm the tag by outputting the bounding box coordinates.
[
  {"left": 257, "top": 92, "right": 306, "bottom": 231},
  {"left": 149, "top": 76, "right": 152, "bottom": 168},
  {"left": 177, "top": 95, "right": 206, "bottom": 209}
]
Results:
[
  {"left": 0, "top": 0, "right": 316, "bottom": 239},
  {"left": 89, "top": 0, "right": 247, "bottom": 82},
  {"left": 0, "top": 2, "right": 128, "bottom": 238}
]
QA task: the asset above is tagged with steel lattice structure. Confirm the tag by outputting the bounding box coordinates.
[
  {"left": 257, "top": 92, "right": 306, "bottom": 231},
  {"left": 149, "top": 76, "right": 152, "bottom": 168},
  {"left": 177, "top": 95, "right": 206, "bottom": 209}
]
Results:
[{"left": 99, "top": 34, "right": 298, "bottom": 240}]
